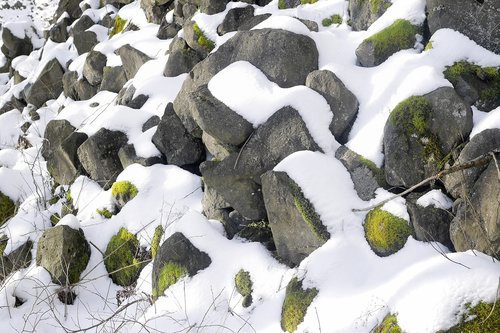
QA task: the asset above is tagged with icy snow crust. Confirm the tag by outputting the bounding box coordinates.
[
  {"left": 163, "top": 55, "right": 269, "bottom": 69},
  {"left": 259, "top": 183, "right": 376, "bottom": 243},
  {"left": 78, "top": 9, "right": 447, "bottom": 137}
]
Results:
[{"left": 0, "top": 0, "right": 499, "bottom": 332}]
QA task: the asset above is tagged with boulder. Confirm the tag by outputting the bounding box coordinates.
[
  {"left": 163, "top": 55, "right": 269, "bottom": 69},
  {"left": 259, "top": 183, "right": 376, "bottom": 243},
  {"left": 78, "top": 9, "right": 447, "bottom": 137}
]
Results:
[
  {"left": 217, "top": 6, "right": 255, "bottom": 35},
  {"left": 116, "top": 85, "right": 148, "bottom": 109},
  {"left": 356, "top": 19, "right": 420, "bottom": 67},
  {"left": 47, "top": 131, "right": 88, "bottom": 185},
  {"left": 384, "top": 87, "right": 472, "bottom": 188},
  {"left": 142, "top": 115, "right": 160, "bottom": 132},
  {"left": 0, "top": 192, "right": 16, "bottom": 226},
  {"left": 74, "top": 77, "right": 99, "bottom": 101},
  {"left": 62, "top": 70, "right": 78, "bottom": 99},
  {"left": 74, "top": 31, "right": 98, "bottom": 55},
  {"left": 164, "top": 37, "right": 203, "bottom": 77},
  {"left": 100, "top": 66, "right": 127, "bottom": 93},
  {"left": 199, "top": 0, "right": 230, "bottom": 14},
  {"left": 427, "top": 0, "right": 500, "bottom": 55},
  {"left": 202, "top": 132, "right": 238, "bottom": 160},
  {"left": 348, "top": 0, "right": 392, "bottom": 31},
  {"left": 49, "top": 16, "right": 70, "bottom": 43},
  {"left": 72, "top": 15, "right": 94, "bottom": 36},
  {"left": 173, "top": 29, "right": 319, "bottom": 136},
  {"left": 237, "top": 14, "right": 272, "bottom": 31},
  {"left": 25, "top": 58, "right": 64, "bottom": 107},
  {"left": 152, "top": 232, "right": 211, "bottom": 299},
  {"left": 0, "top": 240, "right": 32, "bottom": 283},
  {"left": 278, "top": 0, "right": 301, "bottom": 9},
  {"left": 281, "top": 277, "right": 318, "bottom": 333},
  {"left": 83, "top": 50, "right": 107, "bottom": 86},
  {"left": 117, "top": 44, "right": 152, "bottom": 80},
  {"left": 53, "top": 0, "right": 84, "bottom": 22},
  {"left": 335, "top": 145, "right": 385, "bottom": 201},
  {"left": 157, "top": 20, "right": 181, "bottom": 40},
  {"left": 141, "top": 0, "right": 175, "bottom": 24},
  {"left": 118, "top": 144, "right": 165, "bottom": 169},
  {"left": 183, "top": 21, "right": 213, "bottom": 58},
  {"left": 1, "top": 24, "right": 33, "bottom": 58},
  {"left": 306, "top": 70, "right": 359, "bottom": 143},
  {"left": 77, "top": 128, "right": 128, "bottom": 189},
  {"left": 36, "top": 225, "right": 90, "bottom": 285},
  {"left": 151, "top": 103, "right": 205, "bottom": 166},
  {"left": 42, "top": 119, "right": 76, "bottom": 160},
  {"left": 262, "top": 171, "right": 329, "bottom": 267}
]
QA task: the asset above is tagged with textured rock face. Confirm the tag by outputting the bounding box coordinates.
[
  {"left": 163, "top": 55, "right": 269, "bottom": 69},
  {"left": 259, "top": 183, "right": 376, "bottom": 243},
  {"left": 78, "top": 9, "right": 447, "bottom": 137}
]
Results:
[
  {"left": 36, "top": 225, "right": 90, "bottom": 285},
  {"left": 261, "top": 171, "right": 329, "bottom": 267},
  {"left": 100, "top": 66, "right": 127, "bottom": 93},
  {"left": 427, "top": 0, "right": 500, "bottom": 54},
  {"left": 348, "top": 0, "right": 392, "bottom": 31},
  {"left": 117, "top": 44, "right": 152, "bottom": 80},
  {"left": 1, "top": 25, "right": 33, "bottom": 58},
  {"left": 83, "top": 51, "right": 107, "bottom": 86},
  {"left": 217, "top": 5, "right": 255, "bottom": 35},
  {"left": 25, "top": 58, "right": 65, "bottom": 107},
  {"left": 73, "top": 31, "right": 98, "bottom": 55},
  {"left": 164, "top": 37, "right": 203, "bottom": 77},
  {"left": 141, "top": 0, "right": 175, "bottom": 24},
  {"left": 53, "top": 0, "right": 84, "bottom": 22},
  {"left": 47, "top": 131, "right": 88, "bottom": 185},
  {"left": 0, "top": 241, "right": 32, "bottom": 283}
]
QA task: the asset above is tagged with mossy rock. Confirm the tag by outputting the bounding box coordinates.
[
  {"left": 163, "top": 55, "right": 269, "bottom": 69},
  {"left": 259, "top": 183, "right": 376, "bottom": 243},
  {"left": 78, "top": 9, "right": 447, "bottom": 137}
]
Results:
[
  {"left": 375, "top": 314, "right": 403, "bottom": 333},
  {"left": 153, "top": 262, "right": 188, "bottom": 299},
  {"left": 109, "top": 16, "right": 127, "bottom": 38},
  {"left": 50, "top": 213, "right": 61, "bottom": 226},
  {"left": 111, "top": 180, "right": 138, "bottom": 209},
  {"left": 104, "top": 227, "right": 142, "bottom": 287},
  {"left": 364, "top": 208, "right": 412, "bottom": 257},
  {"left": 445, "top": 302, "right": 500, "bottom": 332},
  {"left": 235, "top": 269, "right": 253, "bottom": 307},
  {"left": 193, "top": 23, "right": 215, "bottom": 52},
  {"left": 322, "top": 14, "right": 342, "bottom": 27},
  {"left": 0, "top": 192, "right": 16, "bottom": 226},
  {"left": 151, "top": 225, "right": 164, "bottom": 259},
  {"left": 96, "top": 208, "right": 113, "bottom": 219},
  {"left": 0, "top": 235, "right": 8, "bottom": 256},
  {"left": 281, "top": 277, "right": 318, "bottom": 332}
]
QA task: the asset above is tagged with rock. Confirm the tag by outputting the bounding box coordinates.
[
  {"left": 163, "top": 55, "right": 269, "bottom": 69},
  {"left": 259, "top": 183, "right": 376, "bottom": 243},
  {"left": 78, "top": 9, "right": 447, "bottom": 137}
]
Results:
[
  {"left": 142, "top": 115, "right": 160, "bottom": 132},
  {"left": 281, "top": 277, "right": 319, "bottom": 333},
  {"left": 152, "top": 232, "right": 211, "bottom": 299},
  {"left": 83, "top": 50, "right": 107, "bottom": 86},
  {"left": 444, "top": 128, "right": 500, "bottom": 199},
  {"left": 53, "top": 0, "right": 84, "bottom": 22},
  {"left": 118, "top": 144, "right": 165, "bottom": 169},
  {"left": 335, "top": 145, "right": 385, "bottom": 201},
  {"left": 74, "top": 31, "right": 98, "bottom": 55},
  {"left": 0, "top": 240, "right": 32, "bottom": 283},
  {"left": 42, "top": 119, "right": 76, "bottom": 160},
  {"left": 164, "top": 37, "right": 204, "bottom": 77},
  {"left": 100, "top": 13, "right": 115, "bottom": 29},
  {"left": 157, "top": 20, "right": 181, "bottom": 40},
  {"left": 237, "top": 14, "right": 271, "bottom": 31},
  {"left": 406, "top": 192, "right": 454, "bottom": 250},
  {"left": 348, "top": 0, "right": 392, "bottom": 31},
  {"left": 151, "top": 103, "right": 205, "bottom": 166},
  {"left": 278, "top": 0, "right": 301, "bottom": 9},
  {"left": 36, "top": 225, "right": 91, "bottom": 285},
  {"left": 427, "top": 0, "right": 500, "bottom": 55},
  {"left": 262, "top": 171, "right": 329, "bottom": 267},
  {"left": 202, "top": 132, "right": 238, "bottom": 160},
  {"left": 49, "top": 16, "right": 70, "bottom": 43},
  {"left": 202, "top": 185, "right": 231, "bottom": 220},
  {"left": 183, "top": 21, "right": 213, "bottom": 58},
  {"left": 450, "top": 157, "right": 500, "bottom": 259},
  {"left": 72, "top": 15, "right": 94, "bottom": 36},
  {"left": 173, "top": 29, "right": 319, "bottom": 136},
  {"left": 62, "top": 70, "right": 78, "bottom": 99},
  {"left": 47, "top": 131, "right": 88, "bottom": 185},
  {"left": 100, "top": 66, "right": 127, "bottom": 93},
  {"left": 199, "top": 0, "right": 230, "bottom": 14},
  {"left": 117, "top": 44, "right": 152, "bottom": 80},
  {"left": 141, "top": 0, "right": 175, "bottom": 24},
  {"left": 356, "top": 19, "right": 420, "bottom": 67},
  {"left": 384, "top": 87, "right": 472, "bottom": 188},
  {"left": 189, "top": 85, "right": 253, "bottom": 146},
  {"left": 77, "top": 128, "right": 129, "bottom": 189},
  {"left": 306, "top": 70, "right": 359, "bottom": 143},
  {"left": 116, "top": 85, "right": 148, "bottom": 109},
  {"left": 0, "top": 96, "right": 25, "bottom": 115},
  {"left": 74, "top": 77, "right": 99, "bottom": 101},
  {"left": 217, "top": 6, "right": 255, "bottom": 35},
  {"left": 296, "top": 18, "right": 318, "bottom": 32},
  {"left": 0, "top": 192, "right": 16, "bottom": 226},
  {"left": 25, "top": 58, "right": 64, "bottom": 107},
  {"left": 1, "top": 24, "right": 33, "bottom": 58}
]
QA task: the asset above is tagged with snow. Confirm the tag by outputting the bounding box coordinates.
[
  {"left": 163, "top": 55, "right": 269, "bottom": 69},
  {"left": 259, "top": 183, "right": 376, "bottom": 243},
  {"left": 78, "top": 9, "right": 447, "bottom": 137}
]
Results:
[
  {"left": 417, "top": 190, "right": 454, "bottom": 210},
  {"left": 57, "top": 214, "right": 81, "bottom": 230},
  {"left": 470, "top": 106, "right": 500, "bottom": 138}
]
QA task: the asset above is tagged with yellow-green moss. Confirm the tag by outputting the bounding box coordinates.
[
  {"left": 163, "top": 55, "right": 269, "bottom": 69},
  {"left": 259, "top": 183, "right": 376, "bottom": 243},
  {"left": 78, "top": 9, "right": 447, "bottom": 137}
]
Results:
[
  {"left": 364, "top": 208, "right": 412, "bottom": 257},
  {"left": 369, "top": 0, "right": 391, "bottom": 15},
  {"left": 109, "top": 16, "right": 127, "bottom": 38},
  {"left": 104, "top": 228, "right": 141, "bottom": 287},
  {"left": 235, "top": 269, "right": 253, "bottom": 308},
  {"left": 278, "top": 0, "right": 286, "bottom": 9},
  {"left": 151, "top": 225, "right": 164, "bottom": 259},
  {"left": 111, "top": 180, "right": 138, "bottom": 204},
  {"left": 301, "top": 0, "right": 318, "bottom": 5},
  {"left": 0, "top": 235, "right": 8, "bottom": 256},
  {"left": 445, "top": 302, "right": 500, "bottom": 332},
  {"left": 281, "top": 277, "right": 318, "bottom": 333},
  {"left": 322, "top": 14, "right": 343, "bottom": 27},
  {"left": 365, "top": 19, "right": 419, "bottom": 60},
  {"left": 375, "top": 314, "right": 403, "bottom": 333},
  {"left": 193, "top": 23, "right": 215, "bottom": 52},
  {"left": 0, "top": 192, "right": 15, "bottom": 226},
  {"left": 96, "top": 208, "right": 113, "bottom": 219},
  {"left": 153, "top": 262, "right": 188, "bottom": 299},
  {"left": 424, "top": 41, "right": 433, "bottom": 51},
  {"left": 360, "top": 156, "right": 387, "bottom": 186}
]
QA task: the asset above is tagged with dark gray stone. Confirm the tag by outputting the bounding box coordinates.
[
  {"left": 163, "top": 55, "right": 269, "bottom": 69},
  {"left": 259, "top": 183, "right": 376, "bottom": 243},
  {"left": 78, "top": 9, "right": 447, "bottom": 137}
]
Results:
[
  {"left": 157, "top": 20, "right": 181, "bottom": 40},
  {"left": 72, "top": 15, "right": 94, "bottom": 35},
  {"left": 63, "top": 70, "right": 78, "bottom": 99},
  {"left": 53, "top": 0, "right": 84, "bottom": 22},
  {"left": 77, "top": 128, "right": 129, "bottom": 189},
  {"left": 117, "top": 44, "right": 152, "bottom": 80},
  {"left": 118, "top": 144, "right": 165, "bottom": 169},
  {"left": 83, "top": 51, "right": 107, "bottom": 86},
  {"left": 0, "top": 240, "right": 32, "bottom": 283},
  {"left": 202, "top": 132, "right": 238, "bottom": 160},
  {"left": 142, "top": 115, "right": 160, "bottom": 132},
  {"left": 47, "top": 131, "right": 88, "bottom": 185},
  {"left": 42, "top": 120, "right": 77, "bottom": 160},
  {"left": 141, "top": 0, "right": 175, "bottom": 24},
  {"left": 100, "top": 66, "right": 127, "bottom": 93},
  {"left": 25, "top": 58, "right": 64, "bottom": 108},
  {"left": 164, "top": 37, "right": 203, "bottom": 77},
  {"left": 348, "top": 0, "right": 391, "bottom": 31},
  {"left": 74, "top": 31, "right": 98, "bottom": 55},
  {"left": 1, "top": 25, "right": 33, "bottom": 58},
  {"left": 296, "top": 18, "right": 318, "bottom": 32},
  {"left": 237, "top": 14, "right": 272, "bottom": 31},
  {"left": 199, "top": 0, "right": 230, "bottom": 14},
  {"left": 217, "top": 6, "right": 255, "bottom": 35},
  {"left": 49, "top": 17, "right": 70, "bottom": 43},
  {"left": 306, "top": 70, "right": 359, "bottom": 143},
  {"left": 116, "top": 85, "right": 148, "bottom": 109},
  {"left": 74, "top": 77, "right": 99, "bottom": 101}
]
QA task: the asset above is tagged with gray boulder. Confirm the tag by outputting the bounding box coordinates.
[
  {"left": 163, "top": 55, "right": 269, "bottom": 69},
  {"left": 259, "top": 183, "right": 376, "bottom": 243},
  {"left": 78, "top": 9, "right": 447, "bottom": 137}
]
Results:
[
  {"left": 118, "top": 144, "right": 165, "bottom": 169},
  {"left": 237, "top": 14, "right": 272, "bottom": 31},
  {"left": 384, "top": 87, "right": 472, "bottom": 188},
  {"left": 71, "top": 15, "right": 94, "bottom": 36},
  {"left": 47, "top": 131, "right": 88, "bottom": 185},
  {"left": 53, "top": 0, "right": 84, "bottom": 22},
  {"left": 202, "top": 132, "right": 238, "bottom": 160},
  {"left": 0, "top": 240, "right": 32, "bottom": 283},
  {"left": 83, "top": 51, "right": 107, "bottom": 86},
  {"left": 62, "top": 70, "right": 78, "bottom": 99},
  {"left": 183, "top": 21, "right": 212, "bottom": 58},
  {"left": 348, "top": 0, "right": 392, "bottom": 31},
  {"left": 77, "top": 128, "right": 129, "bottom": 189},
  {"left": 306, "top": 70, "right": 359, "bottom": 143},
  {"left": 142, "top": 115, "right": 160, "bottom": 132},
  {"left": 427, "top": 0, "right": 500, "bottom": 54},
  {"left": 262, "top": 171, "right": 329, "bottom": 267},
  {"left": 74, "top": 77, "right": 99, "bottom": 101},
  {"left": 199, "top": 0, "right": 230, "bottom": 14},
  {"left": 157, "top": 20, "right": 181, "bottom": 40},
  {"left": 217, "top": 6, "right": 255, "bottom": 35},
  {"left": 116, "top": 85, "right": 148, "bottom": 109},
  {"left": 25, "top": 58, "right": 64, "bottom": 107},
  {"left": 74, "top": 31, "right": 98, "bottom": 55},
  {"left": 100, "top": 66, "right": 127, "bottom": 93},
  {"left": 151, "top": 103, "right": 205, "bottom": 166},
  {"left": 335, "top": 145, "right": 385, "bottom": 201},
  {"left": 42, "top": 119, "right": 76, "bottom": 160},
  {"left": 49, "top": 16, "right": 70, "bottom": 43},
  {"left": 36, "top": 225, "right": 90, "bottom": 285},
  {"left": 1, "top": 24, "right": 34, "bottom": 58},
  {"left": 164, "top": 37, "right": 203, "bottom": 77},
  {"left": 117, "top": 44, "right": 152, "bottom": 80},
  {"left": 141, "top": 0, "right": 175, "bottom": 24},
  {"left": 173, "top": 29, "right": 319, "bottom": 136}
]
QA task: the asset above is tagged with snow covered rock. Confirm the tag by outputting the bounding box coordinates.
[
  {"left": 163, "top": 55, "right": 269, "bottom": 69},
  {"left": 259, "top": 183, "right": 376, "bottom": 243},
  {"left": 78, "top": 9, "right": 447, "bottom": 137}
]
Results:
[
  {"left": 48, "top": 16, "right": 70, "bottom": 43},
  {"left": 152, "top": 232, "right": 211, "bottom": 300},
  {"left": 217, "top": 5, "right": 254, "bottom": 35},
  {"left": 71, "top": 14, "right": 94, "bottom": 35},
  {"left": 262, "top": 170, "right": 329, "bottom": 267},
  {"left": 83, "top": 50, "right": 107, "bottom": 86},
  {"left": 141, "top": 0, "right": 175, "bottom": 24},
  {"left": 117, "top": 44, "right": 152, "bottom": 80},
  {"left": 384, "top": 87, "right": 472, "bottom": 188},
  {"left": 1, "top": 22, "right": 34, "bottom": 59},
  {"left": 25, "top": 58, "right": 64, "bottom": 107},
  {"left": 199, "top": 0, "right": 230, "bottom": 15},
  {"left": 53, "top": 0, "right": 83, "bottom": 22},
  {"left": 280, "top": 277, "right": 318, "bottom": 333},
  {"left": 157, "top": 19, "right": 181, "bottom": 40},
  {"left": 36, "top": 225, "right": 90, "bottom": 285},
  {"left": 348, "top": 0, "right": 391, "bottom": 31},
  {"left": 116, "top": 85, "right": 148, "bottom": 109},
  {"left": 118, "top": 144, "right": 164, "bottom": 169},
  {"left": 163, "top": 37, "right": 203, "bottom": 77},
  {"left": 427, "top": 0, "right": 500, "bottom": 54},
  {"left": 47, "top": 131, "right": 88, "bottom": 185},
  {"left": 77, "top": 128, "right": 129, "bottom": 189},
  {"left": 306, "top": 70, "right": 359, "bottom": 143}
]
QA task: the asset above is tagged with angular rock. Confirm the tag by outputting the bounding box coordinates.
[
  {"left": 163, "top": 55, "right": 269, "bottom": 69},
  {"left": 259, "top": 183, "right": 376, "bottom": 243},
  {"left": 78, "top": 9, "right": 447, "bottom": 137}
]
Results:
[
  {"left": 36, "top": 225, "right": 90, "bottom": 285},
  {"left": 141, "top": 0, "right": 175, "bottom": 24},
  {"left": 1, "top": 24, "right": 33, "bottom": 58},
  {"left": 237, "top": 14, "right": 271, "bottom": 31},
  {"left": 117, "top": 44, "right": 152, "bottom": 80},
  {"left": 164, "top": 37, "right": 203, "bottom": 77},
  {"left": 25, "top": 58, "right": 64, "bottom": 107},
  {"left": 202, "top": 185, "right": 231, "bottom": 220},
  {"left": 72, "top": 15, "right": 94, "bottom": 36},
  {"left": 116, "top": 85, "right": 148, "bottom": 109},
  {"left": 151, "top": 103, "right": 205, "bottom": 166},
  {"left": 53, "top": 0, "right": 84, "bottom": 22},
  {"left": 199, "top": 0, "right": 230, "bottom": 14},
  {"left": 142, "top": 115, "right": 160, "bottom": 132},
  {"left": 297, "top": 18, "right": 318, "bottom": 32},
  {"left": 202, "top": 132, "right": 238, "bottom": 161},
  {"left": 77, "top": 128, "right": 128, "bottom": 189},
  {"left": 306, "top": 70, "right": 359, "bottom": 143},
  {"left": 74, "top": 31, "right": 98, "bottom": 55},
  {"left": 100, "top": 66, "right": 127, "bottom": 93},
  {"left": 62, "top": 70, "right": 78, "bottom": 99},
  {"left": 262, "top": 171, "right": 329, "bottom": 267},
  {"left": 157, "top": 20, "right": 181, "bottom": 40},
  {"left": 183, "top": 21, "right": 212, "bottom": 58},
  {"left": 118, "top": 144, "right": 165, "bottom": 169},
  {"left": 348, "top": 0, "right": 392, "bottom": 31},
  {"left": 47, "top": 131, "right": 88, "bottom": 185},
  {"left": 83, "top": 50, "right": 107, "bottom": 86},
  {"left": 217, "top": 6, "right": 255, "bottom": 35},
  {"left": 427, "top": 0, "right": 500, "bottom": 55},
  {"left": 42, "top": 119, "right": 76, "bottom": 160},
  {"left": 49, "top": 16, "right": 70, "bottom": 43},
  {"left": 0, "top": 240, "right": 32, "bottom": 283},
  {"left": 74, "top": 77, "right": 99, "bottom": 101}
]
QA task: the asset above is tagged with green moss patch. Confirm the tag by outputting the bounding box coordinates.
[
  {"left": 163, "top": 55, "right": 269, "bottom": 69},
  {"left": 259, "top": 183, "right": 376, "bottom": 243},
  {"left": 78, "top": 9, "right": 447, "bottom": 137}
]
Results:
[
  {"left": 364, "top": 208, "right": 412, "bottom": 257},
  {"left": 369, "top": 0, "right": 391, "bottom": 15},
  {"left": 360, "top": 156, "right": 387, "bottom": 186},
  {"left": 446, "top": 302, "right": 500, "bottom": 332},
  {"left": 301, "top": 0, "right": 318, "bottom": 5},
  {"left": 109, "top": 16, "right": 127, "bottom": 38},
  {"left": 365, "top": 19, "right": 419, "bottom": 60},
  {"left": 193, "top": 23, "right": 215, "bottom": 52},
  {"left": 0, "top": 192, "right": 16, "bottom": 226},
  {"left": 281, "top": 277, "right": 319, "bottom": 332},
  {"left": 111, "top": 180, "right": 138, "bottom": 206},
  {"left": 151, "top": 225, "right": 164, "bottom": 259},
  {"left": 104, "top": 228, "right": 141, "bottom": 287},
  {"left": 96, "top": 208, "right": 113, "bottom": 219},
  {"left": 153, "top": 262, "right": 188, "bottom": 299},
  {"left": 375, "top": 314, "right": 403, "bottom": 333},
  {"left": 235, "top": 269, "right": 253, "bottom": 307},
  {"left": 322, "top": 14, "right": 343, "bottom": 27},
  {"left": 0, "top": 235, "right": 8, "bottom": 256}
]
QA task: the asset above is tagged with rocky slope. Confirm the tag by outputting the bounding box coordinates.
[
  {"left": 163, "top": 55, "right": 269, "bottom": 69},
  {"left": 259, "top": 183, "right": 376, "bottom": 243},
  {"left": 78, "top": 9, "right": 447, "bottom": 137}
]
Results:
[{"left": 0, "top": 0, "right": 499, "bottom": 332}]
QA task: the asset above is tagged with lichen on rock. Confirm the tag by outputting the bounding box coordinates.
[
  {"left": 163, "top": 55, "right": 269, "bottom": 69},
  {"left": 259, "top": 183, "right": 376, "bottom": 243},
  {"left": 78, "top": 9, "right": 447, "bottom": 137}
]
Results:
[{"left": 281, "top": 277, "right": 318, "bottom": 332}]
